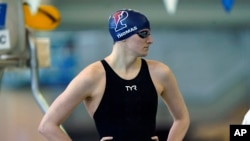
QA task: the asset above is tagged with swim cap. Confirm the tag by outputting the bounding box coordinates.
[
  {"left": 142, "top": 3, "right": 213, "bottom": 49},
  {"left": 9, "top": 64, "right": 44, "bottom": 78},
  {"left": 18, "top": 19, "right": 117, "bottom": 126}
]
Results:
[{"left": 108, "top": 9, "right": 150, "bottom": 42}]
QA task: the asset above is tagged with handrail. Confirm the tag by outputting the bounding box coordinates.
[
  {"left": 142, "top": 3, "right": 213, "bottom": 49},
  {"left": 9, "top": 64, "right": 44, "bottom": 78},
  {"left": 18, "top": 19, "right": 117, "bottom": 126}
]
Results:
[
  {"left": 27, "top": 30, "right": 68, "bottom": 134},
  {"left": 27, "top": 30, "right": 49, "bottom": 114}
]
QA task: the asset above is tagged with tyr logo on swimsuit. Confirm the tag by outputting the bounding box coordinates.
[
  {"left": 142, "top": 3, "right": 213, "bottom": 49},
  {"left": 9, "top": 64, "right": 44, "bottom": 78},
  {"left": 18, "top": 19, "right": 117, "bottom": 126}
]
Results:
[{"left": 125, "top": 85, "right": 137, "bottom": 92}]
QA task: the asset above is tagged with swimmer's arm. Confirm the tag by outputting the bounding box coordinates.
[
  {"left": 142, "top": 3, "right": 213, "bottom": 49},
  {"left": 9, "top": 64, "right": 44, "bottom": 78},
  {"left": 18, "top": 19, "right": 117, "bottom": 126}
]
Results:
[
  {"left": 159, "top": 65, "right": 190, "bottom": 141},
  {"left": 38, "top": 66, "right": 95, "bottom": 141}
]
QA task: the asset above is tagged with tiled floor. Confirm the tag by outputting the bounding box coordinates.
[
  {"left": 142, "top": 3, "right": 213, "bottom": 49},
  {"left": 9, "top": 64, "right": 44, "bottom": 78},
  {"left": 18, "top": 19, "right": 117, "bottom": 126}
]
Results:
[{"left": 0, "top": 88, "right": 47, "bottom": 141}]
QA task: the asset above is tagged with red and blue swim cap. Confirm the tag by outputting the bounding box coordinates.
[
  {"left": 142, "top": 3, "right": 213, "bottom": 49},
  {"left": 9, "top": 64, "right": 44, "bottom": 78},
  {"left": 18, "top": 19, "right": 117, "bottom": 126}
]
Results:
[{"left": 108, "top": 9, "right": 150, "bottom": 42}]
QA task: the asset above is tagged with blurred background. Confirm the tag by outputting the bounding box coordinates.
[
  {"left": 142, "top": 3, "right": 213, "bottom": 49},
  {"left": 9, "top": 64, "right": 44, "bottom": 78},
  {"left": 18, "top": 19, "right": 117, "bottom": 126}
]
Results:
[{"left": 0, "top": 0, "right": 250, "bottom": 141}]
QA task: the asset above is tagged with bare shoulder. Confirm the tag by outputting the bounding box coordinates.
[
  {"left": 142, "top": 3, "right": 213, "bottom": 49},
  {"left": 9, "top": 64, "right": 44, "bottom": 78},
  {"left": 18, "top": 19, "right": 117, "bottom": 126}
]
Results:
[
  {"left": 68, "top": 61, "right": 105, "bottom": 98},
  {"left": 79, "top": 61, "right": 105, "bottom": 77},
  {"left": 144, "top": 59, "right": 175, "bottom": 95},
  {"left": 75, "top": 61, "right": 105, "bottom": 85},
  {"left": 73, "top": 61, "right": 106, "bottom": 116},
  {"left": 145, "top": 59, "right": 172, "bottom": 78}
]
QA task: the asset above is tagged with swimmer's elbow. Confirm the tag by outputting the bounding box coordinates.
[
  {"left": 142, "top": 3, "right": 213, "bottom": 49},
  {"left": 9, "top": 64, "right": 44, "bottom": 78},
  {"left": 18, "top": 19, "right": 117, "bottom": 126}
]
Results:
[
  {"left": 38, "top": 122, "right": 72, "bottom": 141},
  {"left": 38, "top": 121, "right": 54, "bottom": 137},
  {"left": 38, "top": 122, "right": 48, "bottom": 136}
]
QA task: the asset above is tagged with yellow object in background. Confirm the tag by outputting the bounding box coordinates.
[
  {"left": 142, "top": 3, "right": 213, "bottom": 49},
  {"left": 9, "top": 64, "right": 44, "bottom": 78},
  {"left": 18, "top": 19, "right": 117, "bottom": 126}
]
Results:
[{"left": 23, "top": 3, "right": 60, "bottom": 31}]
